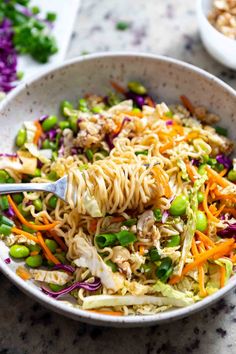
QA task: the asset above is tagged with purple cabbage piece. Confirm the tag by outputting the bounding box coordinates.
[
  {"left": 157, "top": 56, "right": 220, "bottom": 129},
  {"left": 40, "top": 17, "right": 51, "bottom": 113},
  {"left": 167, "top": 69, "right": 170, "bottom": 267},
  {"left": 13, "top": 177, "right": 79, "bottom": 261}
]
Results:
[
  {"left": 112, "top": 117, "right": 131, "bottom": 139},
  {"left": 71, "top": 147, "right": 78, "bottom": 155},
  {"left": 126, "top": 92, "right": 146, "bottom": 108},
  {"left": 52, "top": 264, "right": 75, "bottom": 273},
  {"left": 4, "top": 205, "right": 15, "bottom": 218},
  {"left": 4, "top": 258, "right": 11, "bottom": 264},
  {"left": 0, "top": 19, "right": 18, "bottom": 93},
  {"left": 161, "top": 210, "right": 169, "bottom": 223},
  {"left": 47, "top": 129, "right": 57, "bottom": 141},
  {"left": 0, "top": 153, "right": 17, "bottom": 158},
  {"left": 218, "top": 223, "right": 236, "bottom": 238},
  {"left": 216, "top": 154, "right": 233, "bottom": 170},
  {"left": 39, "top": 115, "right": 48, "bottom": 123},
  {"left": 41, "top": 278, "right": 101, "bottom": 299},
  {"left": 191, "top": 159, "right": 200, "bottom": 167},
  {"left": 166, "top": 120, "right": 173, "bottom": 126}
]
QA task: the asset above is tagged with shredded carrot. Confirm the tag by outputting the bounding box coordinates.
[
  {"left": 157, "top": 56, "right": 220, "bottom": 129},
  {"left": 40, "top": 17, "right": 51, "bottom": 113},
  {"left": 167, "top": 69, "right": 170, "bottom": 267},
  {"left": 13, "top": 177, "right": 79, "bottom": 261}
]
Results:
[
  {"left": 152, "top": 165, "right": 172, "bottom": 198},
  {"left": 145, "top": 96, "right": 155, "bottom": 107},
  {"left": 231, "top": 254, "right": 236, "bottom": 263},
  {"left": 202, "top": 184, "right": 219, "bottom": 223},
  {"left": 111, "top": 216, "right": 125, "bottom": 223},
  {"left": 206, "top": 166, "right": 229, "bottom": 188},
  {"left": 224, "top": 208, "right": 236, "bottom": 219},
  {"left": 11, "top": 226, "right": 39, "bottom": 243},
  {"left": 8, "top": 195, "right": 59, "bottom": 231},
  {"left": 169, "top": 238, "right": 234, "bottom": 284},
  {"left": 220, "top": 266, "right": 226, "bottom": 288},
  {"left": 213, "top": 191, "right": 236, "bottom": 203},
  {"left": 183, "top": 131, "right": 199, "bottom": 142},
  {"left": 33, "top": 120, "right": 43, "bottom": 145},
  {"left": 180, "top": 95, "right": 195, "bottom": 115},
  {"left": 159, "top": 141, "right": 174, "bottom": 153},
  {"left": 88, "top": 310, "right": 123, "bottom": 316},
  {"left": 214, "top": 204, "right": 225, "bottom": 217},
  {"left": 37, "top": 232, "right": 60, "bottom": 265},
  {"left": 42, "top": 217, "right": 67, "bottom": 252},
  {"left": 110, "top": 81, "right": 126, "bottom": 94},
  {"left": 185, "top": 161, "right": 197, "bottom": 183},
  {"left": 16, "top": 266, "right": 31, "bottom": 281},
  {"left": 196, "top": 230, "right": 215, "bottom": 248},
  {"left": 30, "top": 251, "right": 39, "bottom": 256},
  {"left": 139, "top": 245, "right": 145, "bottom": 256},
  {"left": 209, "top": 204, "right": 218, "bottom": 215},
  {"left": 89, "top": 219, "right": 98, "bottom": 233}
]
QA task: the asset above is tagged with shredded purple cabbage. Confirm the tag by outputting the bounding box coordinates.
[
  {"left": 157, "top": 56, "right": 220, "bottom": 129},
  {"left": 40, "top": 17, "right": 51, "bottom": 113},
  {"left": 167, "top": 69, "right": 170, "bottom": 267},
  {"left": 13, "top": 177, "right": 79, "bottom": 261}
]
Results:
[
  {"left": 52, "top": 264, "right": 75, "bottom": 273},
  {"left": 166, "top": 120, "right": 173, "bottom": 126},
  {"left": 4, "top": 205, "right": 15, "bottom": 218},
  {"left": 39, "top": 115, "right": 48, "bottom": 123},
  {"left": 126, "top": 92, "right": 146, "bottom": 108},
  {"left": 0, "top": 153, "right": 17, "bottom": 158},
  {"left": 46, "top": 129, "right": 57, "bottom": 141},
  {"left": 4, "top": 258, "right": 11, "bottom": 264},
  {"left": 42, "top": 278, "right": 101, "bottom": 299},
  {"left": 216, "top": 154, "right": 233, "bottom": 170},
  {"left": 0, "top": 19, "right": 18, "bottom": 93},
  {"left": 162, "top": 210, "right": 169, "bottom": 223},
  {"left": 71, "top": 147, "right": 78, "bottom": 155},
  {"left": 105, "top": 134, "right": 114, "bottom": 150},
  {"left": 191, "top": 159, "right": 200, "bottom": 167},
  {"left": 113, "top": 117, "right": 131, "bottom": 139},
  {"left": 218, "top": 223, "right": 236, "bottom": 238}
]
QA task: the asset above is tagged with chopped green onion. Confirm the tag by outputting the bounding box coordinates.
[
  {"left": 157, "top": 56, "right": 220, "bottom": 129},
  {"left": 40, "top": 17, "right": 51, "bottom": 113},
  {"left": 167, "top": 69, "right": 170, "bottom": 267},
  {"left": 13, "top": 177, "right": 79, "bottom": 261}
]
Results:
[
  {"left": 153, "top": 208, "right": 162, "bottom": 222},
  {"left": 95, "top": 233, "right": 117, "bottom": 248},
  {"left": 116, "top": 21, "right": 130, "bottom": 31},
  {"left": 166, "top": 235, "right": 180, "bottom": 247},
  {"left": 149, "top": 247, "right": 161, "bottom": 262},
  {"left": 116, "top": 230, "right": 136, "bottom": 246},
  {"left": 135, "top": 150, "right": 148, "bottom": 156},
  {"left": 141, "top": 263, "right": 153, "bottom": 274},
  {"left": 105, "top": 260, "right": 118, "bottom": 272},
  {"left": 0, "top": 223, "right": 12, "bottom": 236},
  {"left": 22, "top": 224, "right": 35, "bottom": 234},
  {"left": 159, "top": 266, "right": 173, "bottom": 283},
  {"left": 122, "top": 218, "right": 137, "bottom": 227},
  {"left": 215, "top": 126, "right": 228, "bottom": 137},
  {"left": 85, "top": 149, "right": 94, "bottom": 161},
  {"left": 46, "top": 12, "right": 57, "bottom": 22},
  {"left": 165, "top": 110, "right": 173, "bottom": 118},
  {"left": 78, "top": 98, "right": 89, "bottom": 112},
  {"left": 60, "top": 100, "right": 73, "bottom": 116},
  {"left": 156, "top": 257, "right": 172, "bottom": 281},
  {"left": 0, "top": 196, "right": 9, "bottom": 211},
  {"left": 31, "top": 6, "right": 40, "bottom": 15},
  {"left": 17, "top": 71, "right": 24, "bottom": 80},
  {"left": 12, "top": 193, "right": 23, "bottom": 205},
  {"left": 0, "top": 215, "right": 14, "bottom": 227},
  {"left": 49, "top": 284, "right": 64, "bottom": 292}
]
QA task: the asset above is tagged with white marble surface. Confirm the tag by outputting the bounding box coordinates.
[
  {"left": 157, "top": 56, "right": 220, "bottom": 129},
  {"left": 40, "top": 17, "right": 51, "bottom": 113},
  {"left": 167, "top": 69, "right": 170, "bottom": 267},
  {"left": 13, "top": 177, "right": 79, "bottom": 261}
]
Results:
[{"left": 0, "top": 1, "right": 236, "bottom": 353}]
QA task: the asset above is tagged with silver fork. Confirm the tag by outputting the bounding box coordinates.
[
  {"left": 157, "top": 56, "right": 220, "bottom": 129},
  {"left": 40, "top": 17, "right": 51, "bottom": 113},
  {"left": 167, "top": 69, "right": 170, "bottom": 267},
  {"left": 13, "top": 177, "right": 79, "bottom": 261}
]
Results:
[{"left": 0, "top": 176, "right": 69, "bottom": 203}]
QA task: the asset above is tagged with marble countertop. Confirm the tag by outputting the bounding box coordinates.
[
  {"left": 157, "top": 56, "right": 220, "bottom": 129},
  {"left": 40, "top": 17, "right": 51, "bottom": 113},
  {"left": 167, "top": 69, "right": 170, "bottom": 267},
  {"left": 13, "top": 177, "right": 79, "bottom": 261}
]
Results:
[{"left": 0, "top": 1, "right": 236, "bottom": 353}]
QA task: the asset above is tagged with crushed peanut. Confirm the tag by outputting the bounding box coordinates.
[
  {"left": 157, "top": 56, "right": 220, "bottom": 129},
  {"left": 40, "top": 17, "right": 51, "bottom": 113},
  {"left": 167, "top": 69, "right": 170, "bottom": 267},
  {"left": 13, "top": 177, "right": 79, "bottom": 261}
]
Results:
[{"left": 208, "top": 0, "right": 236, "bottom": 39}]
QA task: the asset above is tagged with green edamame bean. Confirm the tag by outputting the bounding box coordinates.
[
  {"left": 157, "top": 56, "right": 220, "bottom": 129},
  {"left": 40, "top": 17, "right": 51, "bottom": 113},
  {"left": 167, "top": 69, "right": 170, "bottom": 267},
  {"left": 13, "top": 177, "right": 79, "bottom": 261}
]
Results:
[
  {"left": 60, "top": 100, "right": 73, "bottom": 116},
  {"left": 91, "top": 106, "right": 103, "bottom": 114},
  {"left": 42, "top": 115, "right": 58, "bottom": 132},
  {"left": 42, "top": 139, "right": 56, "bottom": 150},
  {"left": 128, "top": 81, "right": 147, "bottom": 95},
  {"left": 197, "top": 191, "right": 204, "bottom": 203},
  {"left": 33, "top": 199, "right": 43, "bottom": 211},
  {"left": 26, "top": 254, "right": 43, "bottom": 268},
  {"left": 196, "top": 211, "right": 208, "bottom": 232},
  {"left": 166, "top": 234, "right": 180, "bottom": 247},
  {"left": 228, "top": 170, "right": 236, "bottom": 182},
  {"left": 34, "top": 168, "right": 41, "bottom": 177},
  {"left": 48, "top": 195, "right": 58, "bottom": 209},
  {"left": 69, "top": 116, "right": 78, "bottom": 133},
  {"left": 198, "top": 164, "right": 207, "bottom": 176},
  {"left": 10, "top": 244, "right": 30, "bottom": 258},
  {"left": 16, "top": 129, "right": 26, "bottom": 147},
  {"left": 169, "top": 195, "right": 188, "bottom": 216},
  {"left": 12, "top": 193, "right": 23, "bottom": 205},
  {"left": 28, "top": 244, "right": 41, "bottom": 253},
  {"left": 59, "top": 121, "right": 70, "bottom": 130},
  {"left": 49, "top": 283, "right": 64, "bottom": 291},
  {"left": 45, "top": 239, "right": 58, "bottom": 253},
  {"left": 6, "top": 177, "right": 15, "bottom": 183},
  {"left": 78, "top": 98, "right": 89, "bottom": 112}
]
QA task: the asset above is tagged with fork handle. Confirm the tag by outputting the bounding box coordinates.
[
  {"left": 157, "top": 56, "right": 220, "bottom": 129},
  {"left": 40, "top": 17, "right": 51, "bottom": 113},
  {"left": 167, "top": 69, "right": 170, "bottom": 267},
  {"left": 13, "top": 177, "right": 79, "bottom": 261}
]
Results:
[{"left": 0, "top": 182, "right": 55, "bottom": 195}]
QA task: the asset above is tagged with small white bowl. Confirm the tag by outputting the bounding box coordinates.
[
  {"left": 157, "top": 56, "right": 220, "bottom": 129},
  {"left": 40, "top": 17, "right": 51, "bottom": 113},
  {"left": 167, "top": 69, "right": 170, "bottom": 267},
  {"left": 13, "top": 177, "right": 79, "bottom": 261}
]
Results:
[{"left": 197, "top": 0, "right": 236, "bottom": 70}]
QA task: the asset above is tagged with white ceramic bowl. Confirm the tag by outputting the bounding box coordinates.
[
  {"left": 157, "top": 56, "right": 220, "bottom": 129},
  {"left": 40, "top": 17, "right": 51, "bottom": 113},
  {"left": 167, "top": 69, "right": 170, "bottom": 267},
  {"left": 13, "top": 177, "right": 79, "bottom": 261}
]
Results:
[
  {"left": 0, "top": 53, "right": 236, "bottom": 327},
  {"left": 197, "top": 0, "right": 236, "bottom": 70}
]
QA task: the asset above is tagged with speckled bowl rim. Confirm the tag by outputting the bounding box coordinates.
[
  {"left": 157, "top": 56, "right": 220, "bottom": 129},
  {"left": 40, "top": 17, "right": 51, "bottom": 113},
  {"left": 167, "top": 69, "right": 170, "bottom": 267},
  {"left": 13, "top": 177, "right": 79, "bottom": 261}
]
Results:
[{"left": 0, "top": 52, "right": 236, "bottom": 327}]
